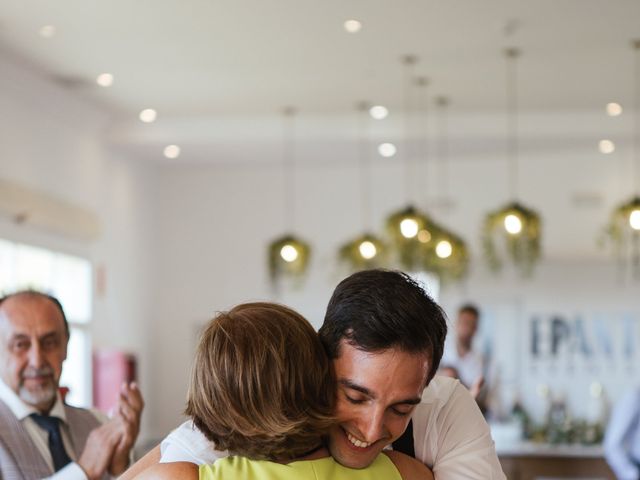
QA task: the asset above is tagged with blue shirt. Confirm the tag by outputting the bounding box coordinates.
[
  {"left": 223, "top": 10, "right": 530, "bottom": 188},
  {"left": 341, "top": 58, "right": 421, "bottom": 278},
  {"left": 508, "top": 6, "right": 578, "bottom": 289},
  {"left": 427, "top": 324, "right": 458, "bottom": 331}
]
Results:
[{"left": 604, "top": 388, "right": 640, "bottom": 480}]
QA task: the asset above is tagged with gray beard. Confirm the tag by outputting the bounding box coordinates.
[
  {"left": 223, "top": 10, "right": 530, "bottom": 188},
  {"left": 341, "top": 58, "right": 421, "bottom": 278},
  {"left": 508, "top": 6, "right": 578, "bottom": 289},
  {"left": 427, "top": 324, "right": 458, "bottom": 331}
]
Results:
[{"left": 19, "top": 383, "right": 56, "bottom": 410}]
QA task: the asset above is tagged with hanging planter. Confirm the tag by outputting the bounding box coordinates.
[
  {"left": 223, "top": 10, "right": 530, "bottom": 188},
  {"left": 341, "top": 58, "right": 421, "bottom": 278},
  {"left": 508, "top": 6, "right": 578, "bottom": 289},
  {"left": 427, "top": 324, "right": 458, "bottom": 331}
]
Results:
[
  {"left": 268, "top": 234, "right": 311, "bottom": 283},
  {"left": 267, "top": 108, "right": 312, "bottom": 285},
  {"left": 336, "top": 103, "right": 387, "bottom": 273},
  {"left": 601, "top": 196, "right": 640, "bottom": 279},
  {"left": 386, "top": 205, "right": 433, "bottom": 270},
  {"left": 482, "top": 201, "right": 541, "bottom": 276},
  {"left": 421, "top": 222, "right": 470, "bottom": 283},
  {"left": 602, "top": 41, "right": 640, "bottom": 280},
  {"left": 482, "top": 48, "right": 543, "bottom": 276},
  {"left": 338, "top": 233, "right": 387, "bottom": 271},
  {"left": 420, "top": 95, "right": 470, "bottom": 284}
]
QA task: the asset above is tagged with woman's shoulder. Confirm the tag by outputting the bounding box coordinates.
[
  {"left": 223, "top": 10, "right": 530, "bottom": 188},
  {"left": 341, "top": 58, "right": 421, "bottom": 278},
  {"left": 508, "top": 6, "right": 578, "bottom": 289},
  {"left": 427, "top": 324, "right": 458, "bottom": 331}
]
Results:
[
  {"left": 384, "top": 451, "right": 434, "bottom": 480},
  {"left": 133, "top": 461, "right": 198, "bottom": 480},
  {"left": 205, "top": 454, "right": 415, "bottom": 480}
]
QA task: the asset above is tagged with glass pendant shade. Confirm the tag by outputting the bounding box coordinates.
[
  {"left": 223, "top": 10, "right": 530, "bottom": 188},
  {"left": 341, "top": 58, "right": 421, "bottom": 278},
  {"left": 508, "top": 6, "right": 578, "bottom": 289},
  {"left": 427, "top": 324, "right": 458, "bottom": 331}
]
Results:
[
  {"left": 604, "top": 196, "right": 640, "bottom": 279},
  {"left": 421, "top": 221, "right": 470, "bottom": 282},
  {"left": 483, "top": 201, "right": 541, "bottom": 276},
  {"left": 268, "top": 234, "right": 311, "bottom": 282},
  {"left": 338, "top": 233, "right": 387, "bottom": 271},
  {"left": 386, "top": 205, "right": 433, "bottom": 269},
  {"left": 603, "top": 41, "right": 640, "bottom": 280}
]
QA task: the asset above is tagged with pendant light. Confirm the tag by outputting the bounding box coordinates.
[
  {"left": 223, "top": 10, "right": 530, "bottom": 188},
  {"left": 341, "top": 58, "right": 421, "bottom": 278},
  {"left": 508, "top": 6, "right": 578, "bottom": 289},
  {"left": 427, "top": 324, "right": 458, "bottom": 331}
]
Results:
[
  {"left": 482, "top": 48, "right": 542, "bottom": 276},
  {"left": 604, "top": 40, "right": 640, "bottom": 280},
  {"left": 421, "top": 96, "right": 470, "bottom": 282},
  {"left": 339, "top": 102, "right": 387, "bottom": 270},
  {"left": 385, "top": 55, "right": 432, "bottom": 270},
  {"left": 268, "top": 107, "right": 311, "bottom": 283}
]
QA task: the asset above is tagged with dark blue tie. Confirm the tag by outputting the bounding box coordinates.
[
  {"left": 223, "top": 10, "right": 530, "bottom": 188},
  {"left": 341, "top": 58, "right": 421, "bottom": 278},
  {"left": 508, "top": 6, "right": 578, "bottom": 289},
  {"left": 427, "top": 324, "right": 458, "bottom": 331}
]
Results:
[{"left": 30, "top": 413, "right": 72, "bottom": 472}]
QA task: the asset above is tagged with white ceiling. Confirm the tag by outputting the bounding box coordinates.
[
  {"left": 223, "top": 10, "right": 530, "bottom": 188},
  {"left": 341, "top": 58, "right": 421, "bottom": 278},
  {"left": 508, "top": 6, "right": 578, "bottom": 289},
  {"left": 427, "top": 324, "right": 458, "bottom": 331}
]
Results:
[
  {"left": 1, "top": 0, "right": 639, "bottom": 115},
  {"left": 1, "top": 0, "right": 638, "bottom": 164},
  {"left": 1, "top": 0, "right": 639, "bottom": 261}
]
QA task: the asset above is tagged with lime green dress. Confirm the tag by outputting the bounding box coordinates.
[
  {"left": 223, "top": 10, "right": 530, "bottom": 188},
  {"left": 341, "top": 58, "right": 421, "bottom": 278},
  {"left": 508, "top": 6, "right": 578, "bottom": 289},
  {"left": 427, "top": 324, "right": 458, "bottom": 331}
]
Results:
[{"left": 200, "top": 453, "right": 402, "bottom": 480}]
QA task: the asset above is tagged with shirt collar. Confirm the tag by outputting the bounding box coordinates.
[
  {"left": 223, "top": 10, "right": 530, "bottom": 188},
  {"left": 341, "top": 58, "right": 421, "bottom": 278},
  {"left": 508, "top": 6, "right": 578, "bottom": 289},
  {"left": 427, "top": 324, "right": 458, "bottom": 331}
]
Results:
[{"left": 0, "top": 378, "right": 67, "bottom": 424}]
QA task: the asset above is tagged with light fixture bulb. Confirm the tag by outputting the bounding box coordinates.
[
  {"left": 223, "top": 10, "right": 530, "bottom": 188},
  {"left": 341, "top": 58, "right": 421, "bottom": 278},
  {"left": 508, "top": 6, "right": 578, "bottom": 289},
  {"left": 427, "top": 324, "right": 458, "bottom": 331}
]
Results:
[
  {"left": 96, "top": 73, "right": 114, "bottom": 87},
  {"left": 163, "top": 145, "right": 181, "bottom": 159},
  {"left": 369, "top": 105, "right": 389, "bottom": 120},
  {"left": 343, "top": 20, "right": 362, "bottom": 33},
  {"left": 504, "top": 214, "right": 523, "bottom": 235},
  {"left": 436, "top": 240, "right": 453, "bottom": 259},
  {"left": 358, "top": 240, "right": 377, "bottom": 259},
  {"left": 139, "top": 109, "right": 157, "bottom": 123},
  {"left": 630, "top": 209, "right": 640, "bottom": 230},
  {"left": 280, "top": 244, "right": 299, "bottom": 262},
  {"left": 378, "top": 142, "right": 397, "bottom": 158},
  {"left": 599, "top": 139, "right": 615, "bottom": 154},
  {"left": 417, "top": 229, "right": 431, "bottom": 243},
  {"left": 39, "top": 25, "right": 56, "bottom": 38},
  {"left": 400, "top": 218, "right": 419, "bottom": 238},
  {"left": 606, "top": 102, "right": 623, "bottom": 117}
]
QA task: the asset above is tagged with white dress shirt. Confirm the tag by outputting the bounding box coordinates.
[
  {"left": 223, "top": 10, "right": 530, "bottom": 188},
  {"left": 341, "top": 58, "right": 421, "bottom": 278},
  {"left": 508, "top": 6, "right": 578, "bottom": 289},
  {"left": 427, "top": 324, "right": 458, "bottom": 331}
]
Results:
[
  {"left": 0, "top": 379, "right": 103, "bottom": 480},
  {"left": 440, "top": 341, "right": 485, "bottom": 389},
  {"left": 604, "top": 387, "right": 640, "bottom": 480},
  {"left": 160, "top": 376, "right": 506, "bottom": 479}
]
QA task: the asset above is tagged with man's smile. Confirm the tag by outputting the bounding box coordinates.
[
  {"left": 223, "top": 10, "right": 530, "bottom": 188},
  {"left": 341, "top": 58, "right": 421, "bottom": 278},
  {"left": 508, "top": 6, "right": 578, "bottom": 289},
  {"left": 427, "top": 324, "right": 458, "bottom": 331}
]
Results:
[{"left": 343, "top": 427, "right": 374, "bottom": 450}]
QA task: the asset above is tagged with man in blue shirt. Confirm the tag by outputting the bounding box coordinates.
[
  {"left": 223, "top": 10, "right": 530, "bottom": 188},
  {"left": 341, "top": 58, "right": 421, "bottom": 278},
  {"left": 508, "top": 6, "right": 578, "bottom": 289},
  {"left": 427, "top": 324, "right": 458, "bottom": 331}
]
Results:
[{"left": 604, "top": 387, "right": 640, "bottom": 479}]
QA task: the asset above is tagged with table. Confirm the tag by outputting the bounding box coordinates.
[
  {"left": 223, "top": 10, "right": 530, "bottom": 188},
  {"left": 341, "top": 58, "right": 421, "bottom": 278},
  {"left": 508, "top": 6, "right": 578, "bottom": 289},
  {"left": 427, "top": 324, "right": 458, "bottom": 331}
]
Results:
[{"left": 497, "top": 442, "right": 615, "bottom": 480}]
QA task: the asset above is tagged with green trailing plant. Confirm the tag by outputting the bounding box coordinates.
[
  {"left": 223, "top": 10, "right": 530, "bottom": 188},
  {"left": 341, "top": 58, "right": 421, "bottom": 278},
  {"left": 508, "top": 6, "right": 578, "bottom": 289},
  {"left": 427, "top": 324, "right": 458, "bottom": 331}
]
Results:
[
  {"left": 385, "top": 206, "right": 431, "bottom": 271},
  {"left": 421, "top": 222, "right": 470, "bottom": 283},
  {"left": 482, "top": 201, "right": 541, "bottom": 277},
  {"left": 268, "top": 234, "right": 311, "bottom": 283},
  {"left": 338, "top": 233, "right": 387, "bottom": 272},
  {"left": 600, "top": 196, "right": 640, "bottom": 279}
]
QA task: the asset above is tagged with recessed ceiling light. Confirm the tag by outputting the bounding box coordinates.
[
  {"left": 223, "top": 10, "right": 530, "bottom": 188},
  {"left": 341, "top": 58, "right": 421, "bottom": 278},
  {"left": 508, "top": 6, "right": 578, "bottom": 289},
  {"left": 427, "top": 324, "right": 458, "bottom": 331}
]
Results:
[
  {"left": 163, "top": 145, "right": 181, "bottom": 159},
  {"left": 606, "top": 102, "right": 623, "bottom": 117},
  {"left": 369, "top": 105, "right": 389, "bottom": 120},
  {"left": 139, "top": 109, "right": 157, "bottom": 123},
  {"left": 599, "top": 139, "right": 615, "bottom": 154},
  {"left": 344, "top": 20, "right": 362, "bottom": 33},
  {"left": 39, "top": 25, "right": 56, "bottom": 38},
  {"left": 378, "top": 142, "right": 397, "bottom": 157},
  {"left": 96, "top": 73, "right": 114, "bottom": 87}
]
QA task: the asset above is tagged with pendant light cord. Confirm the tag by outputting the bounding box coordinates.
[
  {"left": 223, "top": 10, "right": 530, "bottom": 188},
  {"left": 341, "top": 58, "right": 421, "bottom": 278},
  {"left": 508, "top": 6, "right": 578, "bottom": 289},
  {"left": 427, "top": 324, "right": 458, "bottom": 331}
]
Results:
[
  {"left": 506, "top": 48, "right": 520, "bottom": 201},
  {"left": 402, "top": 55, "right": 417, "bottom": 205},
  {"left": 435, "top": 96, "right": 450, "bottom": 202},
  {"left": 417, "top": 77, "right": 430, "bottom": 207},
  {"left": 282, "top": 107, "right": 296, "bottom": 231},
  {"left": 357, "top": 103, "right": 373, "bottom": 232},
  {"left": 633, "top": 40, "right": 640, "bottom": 195}
]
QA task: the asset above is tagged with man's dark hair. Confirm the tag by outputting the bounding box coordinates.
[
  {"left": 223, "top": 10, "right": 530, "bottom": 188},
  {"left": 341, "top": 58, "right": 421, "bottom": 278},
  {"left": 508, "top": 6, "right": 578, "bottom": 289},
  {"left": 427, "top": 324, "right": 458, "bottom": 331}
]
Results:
[
  {"left": 319, "top": 269, "right": 447, "bottom": 382},
  {"left": 0, "top": 290, "right": 70, "bottom": 338},
  {"left": 458, "top": 303, "right": 480, "bottom": 319}
]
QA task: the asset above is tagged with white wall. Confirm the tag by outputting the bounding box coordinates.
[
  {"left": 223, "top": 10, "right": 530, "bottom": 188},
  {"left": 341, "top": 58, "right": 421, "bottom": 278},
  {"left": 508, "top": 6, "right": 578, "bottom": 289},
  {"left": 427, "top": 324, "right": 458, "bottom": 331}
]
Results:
[
  {"left": 143, "top": 154, "right": 637, "bottom": 441},
  {"left": 0, "top": 50, "right": 157, "bottom": 439},
  {"left": 439, "top": 261, "right": 640, "bottom": 423},
  {"left": 3, "top": 44, "right": 638, "bottom": 446}
]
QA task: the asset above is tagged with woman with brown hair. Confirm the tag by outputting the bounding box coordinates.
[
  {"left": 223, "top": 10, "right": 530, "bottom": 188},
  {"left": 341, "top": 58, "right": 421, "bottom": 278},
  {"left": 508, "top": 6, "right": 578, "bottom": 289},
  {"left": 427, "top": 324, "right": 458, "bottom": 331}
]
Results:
[{"left": 135, "top": 302, "right": 432, "bottom": 480}]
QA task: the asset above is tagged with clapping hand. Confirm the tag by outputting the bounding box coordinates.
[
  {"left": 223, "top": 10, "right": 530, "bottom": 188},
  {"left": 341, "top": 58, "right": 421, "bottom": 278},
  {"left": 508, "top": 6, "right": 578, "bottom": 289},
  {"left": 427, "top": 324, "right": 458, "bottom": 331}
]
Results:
[{"left": 109, "top": 382, "right": 144, "bottom": 476}]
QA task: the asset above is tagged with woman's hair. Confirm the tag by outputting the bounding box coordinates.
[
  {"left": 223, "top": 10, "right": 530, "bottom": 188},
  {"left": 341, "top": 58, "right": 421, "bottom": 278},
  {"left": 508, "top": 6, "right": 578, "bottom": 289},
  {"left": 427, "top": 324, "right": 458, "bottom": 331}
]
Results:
[{"left": 185, "top": 302, "right": 335, "bottom": 461}]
